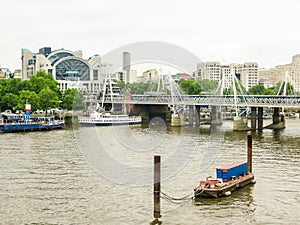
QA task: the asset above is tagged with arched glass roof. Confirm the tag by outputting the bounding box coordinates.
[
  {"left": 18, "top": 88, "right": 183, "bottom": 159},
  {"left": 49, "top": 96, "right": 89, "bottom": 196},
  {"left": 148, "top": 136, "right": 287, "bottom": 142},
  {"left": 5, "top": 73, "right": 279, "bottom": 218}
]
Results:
[
  {"left": 55, "top": 57, "right": 90, "bottom": 81},
  {"left": 47, "top": 50, "right": 76, "bottom": 66}
]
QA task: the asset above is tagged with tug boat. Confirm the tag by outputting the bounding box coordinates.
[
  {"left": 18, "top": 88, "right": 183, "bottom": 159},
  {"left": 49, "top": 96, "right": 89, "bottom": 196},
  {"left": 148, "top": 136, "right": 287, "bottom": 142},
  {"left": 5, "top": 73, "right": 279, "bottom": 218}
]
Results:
[{"left": 194, "top": 162, "right": 255, "bottom": 198}]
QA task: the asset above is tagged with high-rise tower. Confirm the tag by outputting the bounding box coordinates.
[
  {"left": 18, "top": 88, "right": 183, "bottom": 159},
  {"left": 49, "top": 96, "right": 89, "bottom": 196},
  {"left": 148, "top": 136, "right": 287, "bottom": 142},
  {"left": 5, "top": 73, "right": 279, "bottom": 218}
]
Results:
[{"left": 123, "top": 52, "right": 130, "bottom": 84}]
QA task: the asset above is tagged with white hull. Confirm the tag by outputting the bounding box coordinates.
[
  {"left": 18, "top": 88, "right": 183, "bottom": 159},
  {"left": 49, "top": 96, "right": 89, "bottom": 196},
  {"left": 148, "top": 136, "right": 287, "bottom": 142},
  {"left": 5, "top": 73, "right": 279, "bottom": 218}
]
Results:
[{"left": 78, "top": 112, "right": 142, "bottom": 126}]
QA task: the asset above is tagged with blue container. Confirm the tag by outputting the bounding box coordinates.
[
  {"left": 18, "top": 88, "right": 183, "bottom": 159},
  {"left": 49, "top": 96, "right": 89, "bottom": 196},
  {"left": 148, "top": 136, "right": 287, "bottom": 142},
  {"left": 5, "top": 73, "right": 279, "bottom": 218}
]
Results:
[
  {"left": 216, "top": 169, "right": 223, "bottom": 179},
  {"left": 216, "top": 162, "right": 248, "bottom": 181}
]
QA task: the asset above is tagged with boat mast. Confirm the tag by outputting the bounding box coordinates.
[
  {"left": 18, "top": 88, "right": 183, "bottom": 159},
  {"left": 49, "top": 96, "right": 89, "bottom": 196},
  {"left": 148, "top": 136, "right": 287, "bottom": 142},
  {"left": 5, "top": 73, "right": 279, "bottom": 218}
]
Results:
[
  {"left": 101, "top": 65, "right": 108, "bottom": 109},
  {"left": 101, "top": 64, "right": 114, "bottom": 112},
  {"left": 231, "top": 68, "right": 238, "bottom": 117}
]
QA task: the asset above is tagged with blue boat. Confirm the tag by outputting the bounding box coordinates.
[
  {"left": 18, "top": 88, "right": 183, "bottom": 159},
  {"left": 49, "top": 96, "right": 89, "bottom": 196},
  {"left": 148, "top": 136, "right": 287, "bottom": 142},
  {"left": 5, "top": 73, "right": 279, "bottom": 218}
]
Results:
[{"left": 0, "top": 104, "right": 65, "bottom": 133}]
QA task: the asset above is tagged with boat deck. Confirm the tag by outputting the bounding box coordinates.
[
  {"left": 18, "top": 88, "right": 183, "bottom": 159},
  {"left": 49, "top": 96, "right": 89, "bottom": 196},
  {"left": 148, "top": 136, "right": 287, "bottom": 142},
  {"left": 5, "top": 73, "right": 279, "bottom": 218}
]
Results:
[{"left": 194, "top": 173, "right": 255, "bottom": 198}]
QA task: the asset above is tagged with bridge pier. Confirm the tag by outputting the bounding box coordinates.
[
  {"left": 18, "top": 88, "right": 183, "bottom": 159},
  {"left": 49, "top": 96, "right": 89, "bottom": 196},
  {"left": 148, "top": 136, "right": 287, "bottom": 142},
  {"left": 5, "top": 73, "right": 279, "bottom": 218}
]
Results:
[
  {"left": 233, "top": 117, "right": 250, "bottom": 131},
  {"left": 250, "top": 107, "right": 257, "bottom": 130},
  {"left": 188, "top": 105, "right": 195, "bottom": 126},
  {"left": 195, "top": 105, "right": 200, "bottom": 126},
  {"left": 258, "top": 107, "right": 263, "bottom": 130},
  {"left": 171, "top": 113, "right": 185, "bottom": 127},
  {"left": 187, "top": 105, "right": 200, "bottom": 126},
  {"left": 211, "top": 106, "right": 222, "bottom": 125},
  {"left": 265, "top": 108, "right": 285, "bottom": 129}
]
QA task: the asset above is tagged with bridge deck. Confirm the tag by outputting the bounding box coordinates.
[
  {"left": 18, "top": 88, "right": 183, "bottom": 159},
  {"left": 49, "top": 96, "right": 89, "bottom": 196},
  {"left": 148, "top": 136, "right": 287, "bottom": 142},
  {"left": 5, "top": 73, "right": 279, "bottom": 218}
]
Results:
[{"left": 98, "top": 95, "right": 300, "bottom": 108}]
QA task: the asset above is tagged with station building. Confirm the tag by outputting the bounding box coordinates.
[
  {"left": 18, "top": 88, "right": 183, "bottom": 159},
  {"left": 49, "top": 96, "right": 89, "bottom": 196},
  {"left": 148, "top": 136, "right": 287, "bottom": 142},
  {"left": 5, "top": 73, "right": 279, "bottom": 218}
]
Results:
[{"left": 21, "top": 47, "right": 101, "bottom": 94}]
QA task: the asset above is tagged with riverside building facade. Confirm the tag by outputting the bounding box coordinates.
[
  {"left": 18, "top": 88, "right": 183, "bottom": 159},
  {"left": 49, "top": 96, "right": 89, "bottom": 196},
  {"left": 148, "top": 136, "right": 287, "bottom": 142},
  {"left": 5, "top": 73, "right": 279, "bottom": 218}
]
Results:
[
  {"left": 196, "top": 61, "right": 259, "bottom": 91},
  {"left": 21, "top": 47, "right": 101, "bottom": 94},
  {"left": 259, "top": 54, "right": 300, "bottom": 93}
]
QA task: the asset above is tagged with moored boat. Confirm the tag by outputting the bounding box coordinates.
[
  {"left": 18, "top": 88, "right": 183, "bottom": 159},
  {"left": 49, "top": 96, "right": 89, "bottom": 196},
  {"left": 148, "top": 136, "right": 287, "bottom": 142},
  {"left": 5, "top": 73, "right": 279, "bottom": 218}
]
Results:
[
  {"left": 78, "top": 64, "right": 141, "bottom": 127},
  {"left": 194, "top": 162, "right": 255, "bottom": 198},
  {"left": 78, "top": 111, "right": 141, "bottom": 126},
  {"left": 194, "top": 135, "right": 256, "bottom": 198},
  {"left": 0, "top": 116, "right": 65, "bottom": 133},
  {"left": 0, "top": 103, "right": 65, "bottom": 133}
]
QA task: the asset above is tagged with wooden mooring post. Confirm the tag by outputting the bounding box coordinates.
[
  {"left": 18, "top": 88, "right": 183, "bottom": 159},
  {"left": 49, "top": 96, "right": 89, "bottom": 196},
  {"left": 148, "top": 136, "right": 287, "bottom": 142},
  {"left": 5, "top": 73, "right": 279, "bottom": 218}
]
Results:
[
  {"left": 154, "top": 155, "right": 161, "bottom": 219},
  {"left": 247, "top": 135, "right": 252, "bottom": 173}
]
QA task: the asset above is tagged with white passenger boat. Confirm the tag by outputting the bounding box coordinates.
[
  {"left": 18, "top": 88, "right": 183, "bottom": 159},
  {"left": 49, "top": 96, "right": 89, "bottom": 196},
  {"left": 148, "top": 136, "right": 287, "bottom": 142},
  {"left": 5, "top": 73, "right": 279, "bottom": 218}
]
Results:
[
  {"left": 78, "top": 111, "right": 141, "bottom": 126},
  {"left": 78, "top": 64, "right": 142, "bottom": 126}
]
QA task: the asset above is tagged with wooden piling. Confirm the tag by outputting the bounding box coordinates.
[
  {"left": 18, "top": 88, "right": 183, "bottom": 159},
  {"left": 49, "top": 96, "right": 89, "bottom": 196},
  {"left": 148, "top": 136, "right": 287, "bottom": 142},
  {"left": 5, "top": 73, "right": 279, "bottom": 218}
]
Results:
[
  {"left": 247, "top": 135, "right": 252, "bottom": 173},
  {"left": 154, "top": 155, "right": 161, "bottom": 219}
]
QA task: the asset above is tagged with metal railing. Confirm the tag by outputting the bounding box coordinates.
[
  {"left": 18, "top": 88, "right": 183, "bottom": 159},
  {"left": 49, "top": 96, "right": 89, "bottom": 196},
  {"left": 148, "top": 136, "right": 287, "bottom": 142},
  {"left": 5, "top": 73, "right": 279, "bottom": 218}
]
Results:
[{"left": 98, "top": 94, "right": 300, "bottom": 108}]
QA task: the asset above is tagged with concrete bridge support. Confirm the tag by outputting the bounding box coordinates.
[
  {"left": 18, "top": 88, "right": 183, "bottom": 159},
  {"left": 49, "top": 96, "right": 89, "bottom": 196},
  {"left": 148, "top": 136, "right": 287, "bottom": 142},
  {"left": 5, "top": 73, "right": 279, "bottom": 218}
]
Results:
[
  {"left": 171, "top": 113, "right": 185, "bottom": 127},
  {"left": 195, "top": 105, "right": 200, "bottom": 126},
  {"left": 233, "top": 117, "right": 250, "bottom": 131},
  {"left": 265, "top": 108, "right": 285, "bottom": 129},
  {"left": 250, "top": 107, "right": 257, "bottom": 130},
  {"left": 211, "top": 106, "right": 222, "bottom": 125},
  {"left": 258, "top": 107, "right": 263, "bottom": 131},
  {"left": 187, "top": 105, "right": 200, "bottom": 126},
  {"left": 188, "top": 105, "right": 195, "bottom": 126}
]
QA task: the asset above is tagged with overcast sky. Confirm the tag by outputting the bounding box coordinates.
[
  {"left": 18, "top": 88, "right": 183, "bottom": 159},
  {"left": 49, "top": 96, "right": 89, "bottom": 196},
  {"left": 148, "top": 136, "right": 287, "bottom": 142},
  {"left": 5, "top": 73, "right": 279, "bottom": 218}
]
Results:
[{"left": 2, "top": 0, "right": 300, "bottom": 71}]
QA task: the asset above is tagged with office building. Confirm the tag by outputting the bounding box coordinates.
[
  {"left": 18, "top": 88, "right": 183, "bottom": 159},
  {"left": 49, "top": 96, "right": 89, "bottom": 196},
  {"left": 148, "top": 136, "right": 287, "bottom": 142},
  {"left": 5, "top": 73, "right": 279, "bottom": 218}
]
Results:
[
  {"left": 196, "top": 61, "right": 259, "bottom": 91},
  {"left": 259, "top": 54, "right": 300, "bottom": 93}
]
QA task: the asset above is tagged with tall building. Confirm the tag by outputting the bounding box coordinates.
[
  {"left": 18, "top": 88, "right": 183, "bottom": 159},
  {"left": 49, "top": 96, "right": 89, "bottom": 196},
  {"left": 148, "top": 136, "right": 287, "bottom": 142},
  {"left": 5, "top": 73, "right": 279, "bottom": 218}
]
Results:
[
  {"left": 21, "top": 47, "right": 101, "bottom": 94},
  {"left": 196, "top": 61, "right": 259, "bottom": 91},
  {"left": 240, "top": 62, "right": 259, "bottom": 91},
  {"left": 139, "top": 69, "right": 159, "bottom": 82},
  {"left": 123, "top": 52, "right": 130, "bottom": 84},
  {"left": 221, "top": 65, "right": 232, "bottom": 88},
  {"left": 259, "top": 54, "right": 300, "bottom": 93},
  {"left": 258, "top": 68, "right": 279, "bottom": 88},
  {"left": 197, "top": 62, "right": 221, "bottom": 81}
]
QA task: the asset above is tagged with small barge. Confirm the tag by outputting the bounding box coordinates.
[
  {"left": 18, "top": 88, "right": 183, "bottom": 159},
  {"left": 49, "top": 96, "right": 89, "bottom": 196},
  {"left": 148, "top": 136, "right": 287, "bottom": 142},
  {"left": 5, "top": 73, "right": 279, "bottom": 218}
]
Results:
[
  {"left": 194, "top": 162, "right": 255, "bottom": 198},
  {"left": 194, "top": 135, "right": 255, "bottom": 198}
]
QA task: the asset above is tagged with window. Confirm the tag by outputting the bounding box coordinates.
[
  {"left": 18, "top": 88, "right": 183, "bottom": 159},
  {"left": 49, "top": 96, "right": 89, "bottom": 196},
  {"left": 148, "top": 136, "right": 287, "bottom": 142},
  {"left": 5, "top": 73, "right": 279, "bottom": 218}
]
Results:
[
  {"left": 55, "top": 58, "right": 90, "bottom": 81},
  {"left": 93, "top": 70, "right": 98, "bottom": 80}
]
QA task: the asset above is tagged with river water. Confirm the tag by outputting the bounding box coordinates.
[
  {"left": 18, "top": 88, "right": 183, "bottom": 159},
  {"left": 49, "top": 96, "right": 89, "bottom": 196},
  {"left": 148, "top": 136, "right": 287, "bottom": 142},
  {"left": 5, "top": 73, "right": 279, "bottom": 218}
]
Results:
[{"left": 0, "top": 118, "right": 299, "bottom": 225}]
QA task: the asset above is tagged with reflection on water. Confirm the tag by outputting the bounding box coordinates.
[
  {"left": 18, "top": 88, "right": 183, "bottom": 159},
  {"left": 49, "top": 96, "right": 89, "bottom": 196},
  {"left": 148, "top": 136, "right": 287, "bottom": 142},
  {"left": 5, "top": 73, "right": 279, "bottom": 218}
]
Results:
[{"left": 0, "top": 119, "right": 299, "bottom": 224}]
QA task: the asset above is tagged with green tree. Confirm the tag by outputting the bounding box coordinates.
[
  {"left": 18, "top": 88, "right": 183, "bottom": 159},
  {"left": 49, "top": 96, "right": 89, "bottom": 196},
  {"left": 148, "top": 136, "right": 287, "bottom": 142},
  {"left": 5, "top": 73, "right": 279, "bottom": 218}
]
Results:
[
  {"left": 36, "top": 70, "right": 54, "bottom": 80},
  {"left": 196, "top": 79, "right": 218, "bottom": 94},
  {"left": 63, "top": 88, "right": 85, "bottom": 110},
  {"left": 27, "top": 75, "right": 48, "bottom": 93},
  {"left": 17, "top": 90, "right": 40, "bottom": 112},
  {"left": 39, "top": 87, "right": 59, "bottom": 110},
  {"left": 0, "top": 93, "right": 19, "bottom": 111},
  {"left": 125, "top": 82, "right": 157, "bottom": 94},
  {"left": 263, "top": 86, "right": 276, "bottom": 95},
  {"left": 275, "top": 81, "right": 294, "bottom": 95},
  {"left": 248, "top": 84, "right": 266, "bottom": 95},
  {"left": 0, "top": 78, "right": 23, "bottom": 96},
  {"left": 179, "top": 79, "right": 202, "bottom": 95},
  {"left": 223, "top": 88, "right": 233, "bottom": 95}
]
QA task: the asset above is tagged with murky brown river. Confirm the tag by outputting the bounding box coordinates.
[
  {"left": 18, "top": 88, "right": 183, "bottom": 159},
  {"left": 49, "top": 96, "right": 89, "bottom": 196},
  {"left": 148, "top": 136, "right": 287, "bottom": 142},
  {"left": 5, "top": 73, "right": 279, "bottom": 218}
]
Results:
[{"left": 0, "top": 119, "right": 299, "bottom": 225}]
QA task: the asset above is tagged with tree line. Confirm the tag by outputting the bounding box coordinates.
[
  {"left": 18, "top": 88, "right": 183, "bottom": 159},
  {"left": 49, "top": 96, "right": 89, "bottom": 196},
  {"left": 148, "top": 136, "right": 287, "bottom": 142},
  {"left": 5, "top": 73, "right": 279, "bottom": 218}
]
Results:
[
  {"left": 0, "top": 71, "right": 85, "bottom": 112},
  {"left": 113, "top": 78, "right": 295, "bottom": 96},
  {"left": 179, "top": 79, "right": 295, "bottom": 96}
]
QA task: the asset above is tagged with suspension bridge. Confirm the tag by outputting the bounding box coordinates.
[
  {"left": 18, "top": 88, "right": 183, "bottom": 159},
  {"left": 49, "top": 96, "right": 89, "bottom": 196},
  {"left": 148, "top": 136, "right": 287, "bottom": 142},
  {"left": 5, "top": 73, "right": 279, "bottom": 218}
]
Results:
[{"left": 97, "top": 69, "right": 299, "bottom": 130}]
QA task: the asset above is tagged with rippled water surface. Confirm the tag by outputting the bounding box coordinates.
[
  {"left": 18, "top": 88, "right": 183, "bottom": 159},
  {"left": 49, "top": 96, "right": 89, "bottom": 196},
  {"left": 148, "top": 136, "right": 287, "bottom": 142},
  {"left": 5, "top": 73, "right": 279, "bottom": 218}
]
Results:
[{"left": 0, "top": 119, "right": 299, "bottom": 225}]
